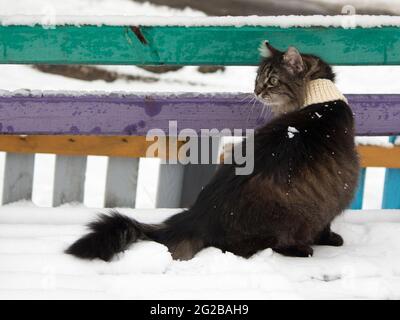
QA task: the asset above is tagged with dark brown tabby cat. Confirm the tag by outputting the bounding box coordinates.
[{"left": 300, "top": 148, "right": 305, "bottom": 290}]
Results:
[{"left": 66, "top": 42, "right": 359, "bottom": 261}]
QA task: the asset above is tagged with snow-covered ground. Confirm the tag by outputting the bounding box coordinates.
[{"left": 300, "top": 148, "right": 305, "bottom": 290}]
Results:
[
  {"left": 0, "top": 0, "right": 399, "bottom": 300},
  {"left": 1, "top": 207, "right": 400, "bottom": 299}
]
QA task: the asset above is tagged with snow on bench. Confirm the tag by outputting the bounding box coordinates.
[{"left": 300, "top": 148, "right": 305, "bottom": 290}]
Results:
[{"left": 1, "top": 15, "right": 400, "bottom": 27}]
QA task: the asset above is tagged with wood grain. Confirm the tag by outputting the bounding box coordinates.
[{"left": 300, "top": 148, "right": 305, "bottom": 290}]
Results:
[
  {"left": 358, "top": 145, "right": 400, "bottom": 168},
  {"left": 53, "top": 155, "right": 87, "bottom": 206},
  {"left": 0, "top": 135, "right": 398, "bottom": 168},
  {"left": 2, "top": 153, "right": 34, "bottom": 204},
  {"left": 0, "top": 135, "right": 183, "bottom": 159},
  {"left": 1, "top": 25, "right": 400, "bottom": 65},
  {"left": 0, "top": 93, "right": 399, "bottom": 136}
]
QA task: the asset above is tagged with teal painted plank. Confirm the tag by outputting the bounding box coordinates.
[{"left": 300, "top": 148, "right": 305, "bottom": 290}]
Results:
[
  {"left": 350, "top": 168, "right": 366, "bottom": 210},
  {"left": 1, "top": 25, "right": 400, "bottom": 65},
  {"left": 382, "top": 136, "right": 400, "bottom": 209}
]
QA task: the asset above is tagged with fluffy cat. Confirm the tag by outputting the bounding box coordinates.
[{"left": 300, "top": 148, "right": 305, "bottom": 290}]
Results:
[{"left": 66, "top": 42, "right": 359, "bottom": 261}]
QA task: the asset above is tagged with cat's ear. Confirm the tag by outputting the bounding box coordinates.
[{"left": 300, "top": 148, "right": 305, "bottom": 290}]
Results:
[
  {"left": 259, "top": 40, "right": 279, "bottom": 58},
  {"left": 283, "top": 46, "right": 304, "bottom": 74}
]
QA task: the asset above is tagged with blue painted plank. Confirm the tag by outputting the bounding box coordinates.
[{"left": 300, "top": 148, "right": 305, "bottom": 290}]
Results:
[
  {"left": 350, "top": 168, "right": 366, "bottom": 210},
  {"left": 382, "top": 136, "right": 400, "bottom": 209}
]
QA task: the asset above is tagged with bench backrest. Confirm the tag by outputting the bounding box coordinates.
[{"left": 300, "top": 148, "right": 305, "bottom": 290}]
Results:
[{"left": 0, "top": 18, "right": 399, "bottom": 209}]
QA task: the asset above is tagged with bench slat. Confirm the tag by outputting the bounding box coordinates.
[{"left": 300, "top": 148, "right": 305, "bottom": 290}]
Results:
[
  {"left": 2, "top": 153, "right": 34, "bottom": 204},
  {"left": 0, "top": 135, "right": 181, "bottom": 158},
  {"left": 53, "top": 155, "right": 87, "bottom": 206},
  {"left": 382, "top": 169, "right": 400, "bottom": 209},
  {"left": 0, "top": 135, "right": 398, "bottom": 168},
  {"left": 0, "top": 93, "right": 399, "bottom": 136},
  {"left": 1, "top": 25, "right": 400, "bottom": 65},
  {"left": 156, "top": 164, "right": 184, "bottom": 208},
  {"left": 104, "top": 157, "right": 139, "bottom": 208},
  {"left": 358, "top": 145, "right": 400, "bottom": 168},
  {"left": 179, "top": 137, "right": 221, "bottom": 207},
  {"left": 382, "top": 137, "right": 400, "bottom": 209}
]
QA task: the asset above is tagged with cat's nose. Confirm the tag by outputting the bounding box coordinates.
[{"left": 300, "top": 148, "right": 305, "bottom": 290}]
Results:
[{"left": 254, "top": 87, "right": 262, "bottom": 96}]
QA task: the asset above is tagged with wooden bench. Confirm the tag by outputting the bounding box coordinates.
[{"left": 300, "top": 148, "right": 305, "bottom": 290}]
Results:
[{"left": 0, "top": 17, "right": 399, "bottom": 209}]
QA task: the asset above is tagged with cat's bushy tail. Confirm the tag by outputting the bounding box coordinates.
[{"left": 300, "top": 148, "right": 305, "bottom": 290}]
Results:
[{"left": 65, "top": 210, "right": 203, "bottom": 261}]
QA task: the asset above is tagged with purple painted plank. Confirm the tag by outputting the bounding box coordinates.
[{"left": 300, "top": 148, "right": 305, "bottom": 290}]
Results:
[{"left": 0, "top": 93, "right": 398, "bottom": 136}]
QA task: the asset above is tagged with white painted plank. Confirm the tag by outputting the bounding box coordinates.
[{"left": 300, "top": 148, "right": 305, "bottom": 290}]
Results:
[
  {"left": 156, "top": 163, "right": 185, "bottom": 208},
  {"left": 180, "top": 137, "right": 221, "bottom": 207},
  {"left": 104, "top": 157, "right": 139, "bottom": 208},
  {"left": 2, "top": 153, "right": 35, "bottom": 204},
  {"left": 53, "top": 155, "right": 87, "bottom": 206},
  {"left": 155, "top": 137, "right": 221, "bottom": 208}
]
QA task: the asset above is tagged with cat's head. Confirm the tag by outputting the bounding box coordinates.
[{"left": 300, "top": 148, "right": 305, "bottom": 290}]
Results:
[{"left": 255, "top": 41, "right": 335, "bottom": 115}]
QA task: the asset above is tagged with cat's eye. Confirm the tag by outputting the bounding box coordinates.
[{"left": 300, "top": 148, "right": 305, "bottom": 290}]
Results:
[{"left": 269, "top": 77, "right": 279, "bottom": 86}]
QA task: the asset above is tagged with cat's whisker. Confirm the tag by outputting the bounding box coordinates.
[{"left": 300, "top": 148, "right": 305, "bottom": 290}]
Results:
[
  {"left": 247, "top": 95, "right": 259, "bottom": 124},
  {"left": 240, "top": 93, "right": 254, "bottom": 102},
  {"left": 254, "top": 96, "right": 268, "bottom": 120},
  {"left": 259, "top": 105, "right": 266, "bottom": 120},
  {"left": 245, "top": 95, "right": 255, "bottom": 111}
]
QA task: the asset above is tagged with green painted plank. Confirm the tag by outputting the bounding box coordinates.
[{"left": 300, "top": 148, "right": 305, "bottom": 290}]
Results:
[{"left": 0, "top": 25, "right": 399, "bottom": 65}]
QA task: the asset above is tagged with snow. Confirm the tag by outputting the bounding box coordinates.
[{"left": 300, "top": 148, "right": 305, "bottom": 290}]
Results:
[
  {"left": 287, "top": 126, "right": 299, "bottom": 138},
  {"left": 2, "top": 14, "right": 400, "bottom": 28},
  {"left": 0, "top": 65, "right": 256, "bottom": 93},
  {"left": 0, "top": 89, "right": 252, "bottom": 98},
  {"left": 356, "top": 137, "right": 393, "bottom": 148},
  {"left": 317, "top": 0, "right": 400, "bottom": 15},
  {"left": 0, "top": 0, "right": 204, "bottom": 18},
  {"left": 0, "top": 205, "right": 399, "bottom": 299},
  {"left": 0, "top": 0, "right": 400, "bottom": 28},
  {"left": 0, "top": 14, "right": 400, "bottom": 28}
]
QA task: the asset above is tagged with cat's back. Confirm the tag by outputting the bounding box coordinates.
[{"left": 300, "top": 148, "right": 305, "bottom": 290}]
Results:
[{"left": 252, "top": 99, "right": 359, "bottom": 224}]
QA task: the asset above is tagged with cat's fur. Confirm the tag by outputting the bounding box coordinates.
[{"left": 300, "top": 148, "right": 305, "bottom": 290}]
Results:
[{"left": 66, "top": 43, "right": 359, "bottom": 261}]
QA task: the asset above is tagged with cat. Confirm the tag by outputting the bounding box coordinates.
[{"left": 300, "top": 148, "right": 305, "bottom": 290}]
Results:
[{"left": 66, "top": 42, "right": 359, "bottom": 261}]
